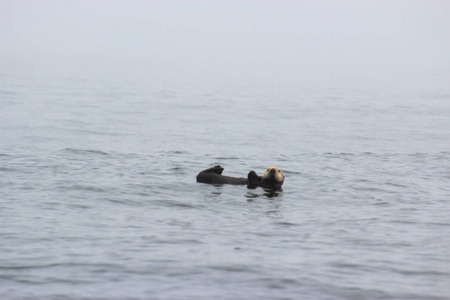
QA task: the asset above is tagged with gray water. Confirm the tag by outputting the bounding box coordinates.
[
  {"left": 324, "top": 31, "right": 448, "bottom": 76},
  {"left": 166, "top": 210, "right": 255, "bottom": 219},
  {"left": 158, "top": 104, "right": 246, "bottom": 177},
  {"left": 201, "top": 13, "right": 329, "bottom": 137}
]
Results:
[{"left": 1, "top": 59, "right": 450, "bottom": 299}]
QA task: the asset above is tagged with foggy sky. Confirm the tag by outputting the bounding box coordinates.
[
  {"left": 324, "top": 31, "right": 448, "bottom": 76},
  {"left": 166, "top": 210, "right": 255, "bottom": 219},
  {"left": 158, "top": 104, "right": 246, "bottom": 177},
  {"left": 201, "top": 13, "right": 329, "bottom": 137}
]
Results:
[{"left": 1, "top": 0, "right": 449, "bottom": 84}]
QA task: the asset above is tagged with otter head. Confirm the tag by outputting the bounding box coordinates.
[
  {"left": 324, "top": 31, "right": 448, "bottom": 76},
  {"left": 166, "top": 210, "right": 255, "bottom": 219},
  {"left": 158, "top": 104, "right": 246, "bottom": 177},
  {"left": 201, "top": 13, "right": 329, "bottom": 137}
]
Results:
[{"left": 261, "top": 166, "right": 285, "bottom": 189}]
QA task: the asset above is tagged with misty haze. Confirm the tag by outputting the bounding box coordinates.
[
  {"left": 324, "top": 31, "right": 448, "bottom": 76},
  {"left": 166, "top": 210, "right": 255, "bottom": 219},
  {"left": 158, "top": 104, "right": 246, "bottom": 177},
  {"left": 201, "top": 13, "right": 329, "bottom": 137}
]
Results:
[{"left": 1, "top": 1, "right": 449, "bottom": 299}]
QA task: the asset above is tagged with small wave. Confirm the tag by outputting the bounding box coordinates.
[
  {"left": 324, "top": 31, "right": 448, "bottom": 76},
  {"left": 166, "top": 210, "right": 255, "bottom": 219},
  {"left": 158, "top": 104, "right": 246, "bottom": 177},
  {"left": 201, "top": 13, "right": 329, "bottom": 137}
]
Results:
[
  {"left": 208, "top": 264, "right": 257, "bottom": 273},
  {"left": 324, "top": 152, "right": 356, "bottom": 156},
  {"left": 153, "top": 199, "right": 201, "bottom": 209},
  {"left": 0, "top": 90, "right": 19, "bottom": 96},
  {"left": 61, "top": 148, "right": 110, "bottom": 156},
  {"left": 384, "top": 181, "right": 409, "bottom": 188},
  {"left": 60, "top": 184, "right": 107, "bottom": 193},
  {"left": 385, "top": 265, "right": 448, "bottom": 277},
  {"left": 273, "top": 221, "right": 300, "bottom": 227},
  {"left": 154, "top": 238, "right": 203, "bottom": 245},
  {"left": 282, "top": 170, "right": 301, "bottom": 175},
  {"left": 0, "top": 167, "right": 17, "bottom": 172},
  {"left": 214, "top": 156, "right": 241, "bottom": 160},
  {"left": 159, "top": 150, "right": 190, "bottom": 156},
  {"left": 424, "top": 221, "right": 450, "bottom": 227}
]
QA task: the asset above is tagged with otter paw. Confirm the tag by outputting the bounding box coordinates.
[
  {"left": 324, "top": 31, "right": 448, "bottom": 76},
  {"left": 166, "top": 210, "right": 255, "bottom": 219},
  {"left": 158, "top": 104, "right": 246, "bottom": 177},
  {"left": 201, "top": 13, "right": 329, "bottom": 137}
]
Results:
[{"left": 201, "top": 165, "right": 224, "bottom": 175}]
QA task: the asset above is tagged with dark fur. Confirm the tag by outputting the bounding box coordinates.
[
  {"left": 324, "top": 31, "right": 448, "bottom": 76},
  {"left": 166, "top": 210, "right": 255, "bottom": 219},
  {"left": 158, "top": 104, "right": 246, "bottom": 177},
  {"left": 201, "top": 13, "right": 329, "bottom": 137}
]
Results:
[
  {"left": 196, "top": 165, "right": 283, "bottom": 190},
  {"left": 196, "top": 165, "right": 248, "bottom": 185}
]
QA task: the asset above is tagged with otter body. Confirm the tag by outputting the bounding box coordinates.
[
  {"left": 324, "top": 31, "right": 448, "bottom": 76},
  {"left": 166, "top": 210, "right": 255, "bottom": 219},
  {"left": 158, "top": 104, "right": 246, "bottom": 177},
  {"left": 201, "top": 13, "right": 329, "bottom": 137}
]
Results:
[
  {"left": 196, "top": 165, "right": 285, "bottom": 190},
  {"left": 196, "top": 165, "right": 248, "bottom": 185}
]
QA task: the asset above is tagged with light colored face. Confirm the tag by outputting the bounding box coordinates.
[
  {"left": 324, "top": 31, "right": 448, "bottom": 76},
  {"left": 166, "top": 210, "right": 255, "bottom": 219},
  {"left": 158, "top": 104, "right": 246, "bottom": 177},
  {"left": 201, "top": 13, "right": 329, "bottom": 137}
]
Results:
[{"left": 262, "top": 166, "right": 285, "bottom": 183}]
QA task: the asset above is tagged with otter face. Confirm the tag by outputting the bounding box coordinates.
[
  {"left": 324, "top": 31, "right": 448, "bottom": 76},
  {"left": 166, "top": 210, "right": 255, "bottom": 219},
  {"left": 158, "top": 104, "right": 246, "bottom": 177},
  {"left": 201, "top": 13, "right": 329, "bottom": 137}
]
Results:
[{"left": 261, "top": 166, "right": 285, "bottom": 186}]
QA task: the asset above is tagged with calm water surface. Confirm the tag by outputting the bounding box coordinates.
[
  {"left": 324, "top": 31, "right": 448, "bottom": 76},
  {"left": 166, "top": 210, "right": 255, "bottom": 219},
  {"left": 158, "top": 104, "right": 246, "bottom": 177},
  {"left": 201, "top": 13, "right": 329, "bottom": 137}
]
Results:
[{"left": 1, "top": 60, "right": 450, "bottom": 299}]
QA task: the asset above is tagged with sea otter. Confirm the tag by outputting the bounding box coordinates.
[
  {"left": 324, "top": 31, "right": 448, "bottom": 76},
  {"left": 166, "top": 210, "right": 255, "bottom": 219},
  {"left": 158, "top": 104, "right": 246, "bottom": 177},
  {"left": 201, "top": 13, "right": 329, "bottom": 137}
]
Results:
[{"left": 196, "top": 165, "right": 285, "bottom": 190}]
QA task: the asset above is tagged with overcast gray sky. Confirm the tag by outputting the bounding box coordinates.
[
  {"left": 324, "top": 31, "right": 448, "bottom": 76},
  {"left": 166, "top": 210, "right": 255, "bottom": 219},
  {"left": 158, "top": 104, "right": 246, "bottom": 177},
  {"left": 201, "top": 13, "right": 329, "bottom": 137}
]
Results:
[{"left": 1, "top": 0, "right": 449, "bottom": 85}]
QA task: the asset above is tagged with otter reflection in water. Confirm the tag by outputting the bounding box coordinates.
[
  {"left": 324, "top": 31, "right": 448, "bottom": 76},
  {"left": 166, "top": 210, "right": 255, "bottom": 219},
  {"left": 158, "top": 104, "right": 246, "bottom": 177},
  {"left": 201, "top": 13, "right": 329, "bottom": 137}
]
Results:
[{"left": 196, "top": 165, "right": 285, "bottom": 190}]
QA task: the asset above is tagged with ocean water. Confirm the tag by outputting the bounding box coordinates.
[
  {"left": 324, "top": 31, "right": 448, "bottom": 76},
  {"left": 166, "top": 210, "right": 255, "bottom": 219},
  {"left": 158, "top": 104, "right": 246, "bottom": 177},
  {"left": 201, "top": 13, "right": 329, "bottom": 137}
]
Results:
[{"left": 1, "top": 59, "right": 450, "bottom": 299}]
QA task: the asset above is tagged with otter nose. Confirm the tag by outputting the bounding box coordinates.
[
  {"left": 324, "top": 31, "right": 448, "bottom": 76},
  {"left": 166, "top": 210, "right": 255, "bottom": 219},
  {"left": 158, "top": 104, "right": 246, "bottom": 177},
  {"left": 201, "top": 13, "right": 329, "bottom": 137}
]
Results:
[{"left": 270, "top": 169, "right": 276, "bottom": 173}]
